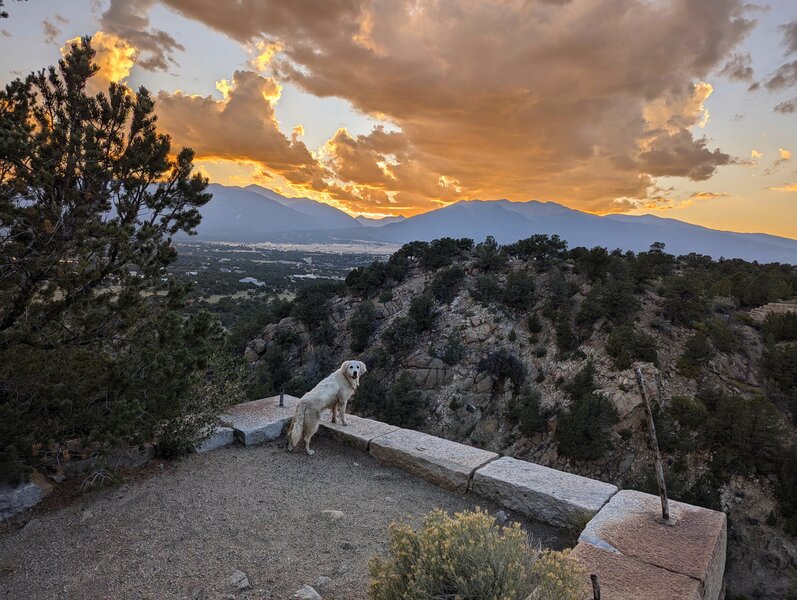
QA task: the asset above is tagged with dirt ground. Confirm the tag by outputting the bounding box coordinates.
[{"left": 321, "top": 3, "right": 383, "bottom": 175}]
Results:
[{"left": 0, "top": 436, "right": 567, "bottom": 600}]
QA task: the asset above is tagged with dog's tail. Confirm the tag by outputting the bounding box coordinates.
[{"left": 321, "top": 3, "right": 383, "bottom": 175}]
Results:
[{"left": 286, "top": 404, "right": 305, "bottom": 451}]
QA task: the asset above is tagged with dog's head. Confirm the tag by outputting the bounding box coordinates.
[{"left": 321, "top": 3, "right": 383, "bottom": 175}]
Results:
[{"left": 340, "top": 360, "right": 367, "bottom": 388}]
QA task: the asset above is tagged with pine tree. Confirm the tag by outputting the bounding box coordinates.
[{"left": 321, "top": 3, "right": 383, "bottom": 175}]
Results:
[{"left": 0, "top": 37, "right": 220, "bottom": 482}]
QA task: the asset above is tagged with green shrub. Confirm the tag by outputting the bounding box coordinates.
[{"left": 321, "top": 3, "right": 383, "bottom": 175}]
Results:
[
  {"left": 419, "top": 237, "right": 473, "bottom": 270},
  {"left": 677, "top": 332, "right": 715, "bottom": 378},
  {"left": 556, "top": 362, "right": 618, "bottom": 460},
  {"left": 605, "top": 325, "right": 658, "bottom": 369},
  {"left": 670, "top": 395, "right": 709, "bottom": 430},
  {"left": 381, "top": 317, "right": 418, "bottom": 358},
  {"left": 503, "top": 234, "right": 568, "bottom": 267},
  {"left": 517, "top": 387, "right": 546, "bottom": 437},
  {"left": 409, "top": 293, "right": 437, "bottom": 332},
  {"left": 351, "top": 301, "right": 378, "bottom": 352},
  {"left": 576, "top": 278, "right": 638, "bottom": 329},
  {"left": 660, "top": 274, "right": 709, "bottom": 327},
  {"left": 705, "top": 317, "right": 737, "bottom": 353},
  {"left": 475, "top": 235, "right": 507, "bottom": 272},
  {"left": 157, "top": 353, "right": 246, "bottom": 458},
  {"left": 430, "top": 265, "right": 466, "bottom": 304},
  {"left": 438, "top": 334, "right": 465, "bottom": 366},
  {"left": 762, "top": 312, "right": 797, "bottom": 343},
  {"left": 292, "top": 281, "right": 341, "bottom": 328},
  {"left": 368, "top": 509, "right": 585, "bottom": 600},
  {"left": 527, "top": 313, "right": 543, "bottom": 333},
  {"left": 502, "top": 270, "right": 536, "bottom": 310},
  {"left": 472, "top": 274, "right": 501, "bottom": 304},
  {"left": 358, "top": 373, "right": 426, "bottom": 429},
  {"left": 762, "top": 341, "right": 797, "bottom": 415},
  {"left": 555, "top": 311, "right": 580, "bottom": 356},
  {"left": 477, "top": 349, "right": 527, "bottom": 390},
  {"left": 378, "top": 289, "right": 394, "bottom": 303}
]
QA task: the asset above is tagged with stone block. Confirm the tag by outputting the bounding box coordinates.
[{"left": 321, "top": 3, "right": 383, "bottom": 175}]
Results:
[
  {"left": 195, "top": 426, "right": 235, "bottom": 453},
  {"left": 571, "top": 542, "right": 702, "bottom": 600},
  {"left": 369, "top": 428, "right": 497, "bottom": 492},
  {"left": 578, "top": 490, "right": 727, "bottom": 600},
  {"left": 471, "top": 457, "right": 618, "bottom": 528},
  {"left": 320, "top": 414, "right": 399, "bottom": 451},
  {"left": 220, "top": 395, "right": 301, "bottom": 446}
]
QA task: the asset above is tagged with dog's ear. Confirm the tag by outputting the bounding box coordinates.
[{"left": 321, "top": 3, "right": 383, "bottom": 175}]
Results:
[
  {"left": 358, "top": 361, "right": 367, "bottom": 374},
  {"left": 339, "top": 360, "right": 351, "bottom": 374}
]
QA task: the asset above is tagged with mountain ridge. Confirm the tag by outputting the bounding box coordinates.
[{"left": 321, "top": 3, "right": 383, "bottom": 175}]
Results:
[{"left": 191, "top": 185, "right": 797, "bottom": 264}]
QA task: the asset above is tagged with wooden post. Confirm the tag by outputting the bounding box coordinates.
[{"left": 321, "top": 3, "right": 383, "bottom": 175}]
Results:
[
  {"left": 635, "top": 367, "right": 670, "bottom": 521},
  {"left": 590, "top": 574, "right": 601, "bottom": 600},
  {"left": 279, "top": 384, "right": 284, "bottom": 407}
]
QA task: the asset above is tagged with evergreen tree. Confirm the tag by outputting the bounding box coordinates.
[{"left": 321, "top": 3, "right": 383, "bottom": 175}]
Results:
[{"left": 0, "top": 38, "right": 219, "bottom": 481}]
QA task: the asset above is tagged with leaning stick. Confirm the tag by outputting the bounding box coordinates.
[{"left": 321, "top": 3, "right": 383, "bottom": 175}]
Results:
[{"left": 635, "top": 367, "right": 670, "bottom": 521}]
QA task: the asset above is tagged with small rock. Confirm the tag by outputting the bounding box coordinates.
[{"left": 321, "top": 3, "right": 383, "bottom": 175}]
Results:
[
  {"left": 493, "top": 510, "right": 509, "bottom": 525},
  {"left": 291, "top": 585, "right": 321, "bottom": 600},
  {"left": 314, "top": 576, "right": 332, "bottom": 589},
  {"left": 335, "top": 563, "right": 351, "bottom": 577},
  {"left": 49, "top": 472, "right": 66, "bottom": 483},
  {"left": 340, "top": 541, "right": 355, "bottom": 550},
  {"left": 189, "top": 586, "right": 205, "bottom": 600},
  {"left": 465, "top": 403, "right": 476, "bottom": 413},
  {"left": 321, "top": 509, "right": 344, "bottom": 522},
  {"left": 230, "top": 569, "right": 250, "bottom": 591}
]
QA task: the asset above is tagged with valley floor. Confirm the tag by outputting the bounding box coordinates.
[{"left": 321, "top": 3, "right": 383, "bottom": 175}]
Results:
[{"left": 0, "top": 436, "right": 565, "bottom": 600}]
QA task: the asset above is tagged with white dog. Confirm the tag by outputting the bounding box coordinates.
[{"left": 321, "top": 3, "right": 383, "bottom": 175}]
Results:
[{"left": 286, "top": 360, "right": 366, "bottom": 455}]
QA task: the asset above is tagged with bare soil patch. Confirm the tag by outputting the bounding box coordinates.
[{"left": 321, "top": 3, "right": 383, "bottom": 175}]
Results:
[{"left": 0, "top": 437, "right": 566, "bottom": 599}]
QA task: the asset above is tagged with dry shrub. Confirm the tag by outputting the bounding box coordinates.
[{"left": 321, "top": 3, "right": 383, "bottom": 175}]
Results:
[{"left": 368, "top": 508, "right": 586, "bottom": 600}]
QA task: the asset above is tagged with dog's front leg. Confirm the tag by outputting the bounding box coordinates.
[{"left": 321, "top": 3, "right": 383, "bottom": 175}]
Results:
[
  {"left": 330, "top": 400, "right": 338, "bottom": 424},
  {"left": 339, "top": 398, "right": 349, "bottom": 426}
]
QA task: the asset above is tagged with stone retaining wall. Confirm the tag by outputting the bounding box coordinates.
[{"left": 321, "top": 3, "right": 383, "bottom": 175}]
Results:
[
  {"left": 209, "top": 396, "right": 726, "bottom": 599},
  {"left": 3, "top": 395, "right": 726, "bottom": 599}
]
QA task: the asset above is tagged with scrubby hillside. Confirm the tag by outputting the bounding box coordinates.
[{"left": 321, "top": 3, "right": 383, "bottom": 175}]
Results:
[{"left": 245, "top": 236, "right": 797, "bottom": 599}]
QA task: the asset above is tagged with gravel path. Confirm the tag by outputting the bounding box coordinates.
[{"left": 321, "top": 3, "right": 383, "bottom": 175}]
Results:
[{"left": 0, "top": 436, "right": 566, "bottom": 600}]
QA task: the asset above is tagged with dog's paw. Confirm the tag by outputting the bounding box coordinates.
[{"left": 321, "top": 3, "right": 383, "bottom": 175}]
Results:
[
  {"left": 341, "top": 420, "right": 349, "bottom": 426},
  {"left": 306, "top": 448, "right": 315, "bottom": 456}
]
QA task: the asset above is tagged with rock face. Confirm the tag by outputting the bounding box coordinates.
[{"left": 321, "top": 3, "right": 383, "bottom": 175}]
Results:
[
  {"left": 576, "top": 490, "right": 727, "bottom": 600},
  {"left": 0, "top": 473, "right": 51, "bottom": 521},
  {"left": 219, "top": 395, "right": 300, "bottom": 446},
  {"left": 369, "top": 428, "right": 498, "bottom": 492},
  {"left": 320, "top": 414, "right": 399, "bottom": 451},
  {"left": 471, "top": 456, "right": 618, "bottom": 528}
]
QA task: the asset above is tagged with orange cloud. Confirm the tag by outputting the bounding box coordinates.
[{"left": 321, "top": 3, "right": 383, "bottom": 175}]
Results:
[
  {"left": 769, "top": 183, "right": 797, "bottom": 192},
  {"left": 62, "top": 32, "right": 136, "bottom": 95},
  {"left": 117, "top": 0, "right": 756, "bottom": 214}
]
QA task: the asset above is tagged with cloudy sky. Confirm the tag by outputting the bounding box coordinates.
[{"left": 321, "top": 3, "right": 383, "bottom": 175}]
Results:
[{"left": 1, "top": 0, "right": 796, "bottom": 237}]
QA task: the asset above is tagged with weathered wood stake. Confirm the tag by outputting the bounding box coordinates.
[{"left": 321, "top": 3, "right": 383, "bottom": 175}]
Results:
[
  {"left": 279, "top": 385, "right": 285, "bottom": 407},
  {"left": 590, "top": 574, "right": 601, "bottom": 600},
  {"left": 635, "top": 367, "right": 670, "bottom": 521}
]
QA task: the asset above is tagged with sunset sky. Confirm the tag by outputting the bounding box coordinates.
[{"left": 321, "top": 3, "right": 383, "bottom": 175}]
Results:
[{"left": 1, "top": 0, "right": 795, "bottom": 237}]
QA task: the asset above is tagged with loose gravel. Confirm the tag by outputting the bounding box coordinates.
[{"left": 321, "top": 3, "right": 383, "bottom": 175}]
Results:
[{"left": 0, "top": 436, "right": 566, "bottom": 599}]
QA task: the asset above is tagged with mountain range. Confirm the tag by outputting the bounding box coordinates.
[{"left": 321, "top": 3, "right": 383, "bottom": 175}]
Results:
[{"left": 188, "top": 184, "right": 797, "bottom": 264}]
